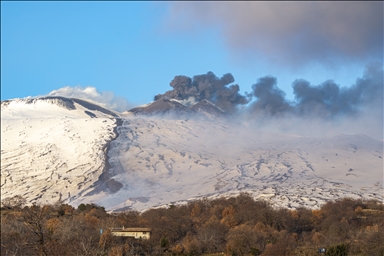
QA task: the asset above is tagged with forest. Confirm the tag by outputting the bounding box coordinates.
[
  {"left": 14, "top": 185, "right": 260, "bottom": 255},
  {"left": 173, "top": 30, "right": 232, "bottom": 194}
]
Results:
[{"left": 1, "top": 193, "right": 383, "bottom": 256}]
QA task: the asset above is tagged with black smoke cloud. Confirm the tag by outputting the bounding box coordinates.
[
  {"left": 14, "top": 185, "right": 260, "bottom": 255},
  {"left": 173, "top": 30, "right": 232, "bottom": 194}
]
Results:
[
  {"left": 247, "top": 62, "right": 383, "bottom": 120},
  {"left": 155, "top": 62, "right": 383, "bottom": 139},
  {"left": 250, "top": 76, "right": 292, "bottom": 116},
  {"left": 156, "top": 62, "right": 383, "bottom": 119},
  {"left": 246, "top": 62, "right": 383, "bottom": 139},
  {"left": 154, "top": 72, "right": 250, "bottom": 113},
  {"left": 292, "top": 79, "right": 343, "bottom": 118}
]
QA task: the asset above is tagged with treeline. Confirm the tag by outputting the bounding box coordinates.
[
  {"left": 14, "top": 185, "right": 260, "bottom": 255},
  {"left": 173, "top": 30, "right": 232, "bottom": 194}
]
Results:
[{"left": 1, "top": 193, "right": 383, "bottom": 256}]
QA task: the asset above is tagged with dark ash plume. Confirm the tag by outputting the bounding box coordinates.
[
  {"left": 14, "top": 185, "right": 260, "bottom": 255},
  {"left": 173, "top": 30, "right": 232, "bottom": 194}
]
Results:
[
  {"left": 292, "top": 79, "right": 343, "bottom": 118},
  {"left": 249, "top": 76, "right": 292, "bottom": 116},
  {"left": 249, "top": 62, "right": 383, "bottom": 120},
  {"left": 153, "top": 63, "right": 382, "bottom": 139},
  {"left": 155, "top": 72, "right": 250, "bottom": 114},
  {"left": 164, "top": 2, "right": 383, "bottom": 68}
]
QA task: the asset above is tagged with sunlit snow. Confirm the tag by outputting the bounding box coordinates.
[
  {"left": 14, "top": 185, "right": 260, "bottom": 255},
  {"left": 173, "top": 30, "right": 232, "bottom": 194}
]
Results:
[{"left": 1, "top": 98, "right": 383, "bottom": 212}]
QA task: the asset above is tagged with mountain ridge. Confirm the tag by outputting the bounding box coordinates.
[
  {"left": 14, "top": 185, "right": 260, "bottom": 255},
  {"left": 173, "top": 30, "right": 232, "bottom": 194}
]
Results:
[
  {"left": 1, "top": 96, "right": 383, "bottom": 211},
  {"left": 127, "top": 97, "right": 229, "bottom": 120}
]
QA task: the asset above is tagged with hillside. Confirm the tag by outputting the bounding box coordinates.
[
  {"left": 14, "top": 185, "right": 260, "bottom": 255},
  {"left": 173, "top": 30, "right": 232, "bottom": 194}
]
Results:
[{"left": 1, "top": 96, "right": 383, "bottom": 211}]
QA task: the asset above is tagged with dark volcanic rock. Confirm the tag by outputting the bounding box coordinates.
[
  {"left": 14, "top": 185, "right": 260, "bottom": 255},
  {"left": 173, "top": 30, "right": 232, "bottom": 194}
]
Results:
[
  {"left": 128, "top": 98, "right": 229, "bottom": 120},
  {"left": 129, "top": 98, "right": 195, "bottom": 117},
  {"left": 190, "top": 99, "right": 228, "bottom": 119}
]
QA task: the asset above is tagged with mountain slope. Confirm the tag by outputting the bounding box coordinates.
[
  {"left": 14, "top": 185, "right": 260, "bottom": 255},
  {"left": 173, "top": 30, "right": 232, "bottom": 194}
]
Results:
[
  {"left": 79, "top": 116, "right": 383, "bottom": 211},
  {"left": 127, "top": 98, "right": 228, "bottom": 120},
  {"left": 1, "top": 97, "right": 383, "bottom": 211},
  {"left": 190, "top": 99, "right": 228, "bottom": 119},
  {"left": 1, "top": 97, "right": 117, "bottom": 204},
  {"left": 128, "top": 98, "right": 195, "bottom": 117}
]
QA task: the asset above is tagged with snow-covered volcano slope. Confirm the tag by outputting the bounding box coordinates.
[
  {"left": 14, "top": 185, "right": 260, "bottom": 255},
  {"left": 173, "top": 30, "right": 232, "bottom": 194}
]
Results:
[
  {"left": 1, "top": 97, "right": 383, "bottom": 212},
  {"left": 1, "top": 97, "right": 117, "bottom": 205},
  {"left": 81, "top": 115, "right": 383, "bottom": 211}
]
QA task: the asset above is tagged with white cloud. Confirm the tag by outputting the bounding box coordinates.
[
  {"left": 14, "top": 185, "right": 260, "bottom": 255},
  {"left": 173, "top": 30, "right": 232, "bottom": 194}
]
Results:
[{"left": 48, "top": 86, "right": 133, "bottom": 112}]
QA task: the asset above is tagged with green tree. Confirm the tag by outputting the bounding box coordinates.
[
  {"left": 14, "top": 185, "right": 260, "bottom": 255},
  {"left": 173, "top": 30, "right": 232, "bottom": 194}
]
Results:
[
  {"left": 160, "top": 236, "right": 169, "bottom": 249},
  {"left": 326, "top": 243, "right": 348, "bottom": 256}
]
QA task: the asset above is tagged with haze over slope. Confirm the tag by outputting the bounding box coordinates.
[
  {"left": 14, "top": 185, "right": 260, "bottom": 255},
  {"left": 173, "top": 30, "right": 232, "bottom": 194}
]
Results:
[
  {"left": 86, "top": 115, "right": 383, "bottom": 211},
  {"left": 1, "top": 93, "right": 382, "bottom": 211}
]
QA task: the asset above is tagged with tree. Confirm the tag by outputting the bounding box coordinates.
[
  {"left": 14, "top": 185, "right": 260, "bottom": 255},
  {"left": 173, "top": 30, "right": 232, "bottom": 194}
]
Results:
[
  {"left": 99, "top": 228, "right": 113, "bottom": 252},
  {"left": 182, "top": 232, "right": 201, "bottom": 256},
  {"left": 197, "top": 215, "right": 228, "bottom": 253},
  {"left": 1, "top": 195, "right": 27, "bottom": 209},
  {"left": 22, "top": 205, "right": 53, "bottom": 256},
  {"left": 160, "top": 236, "right": 169, "bottom": 252},
  {"left": 326, "top": 243, "right": 348, "bottom": 256},
  {"left": 260, "top": 230, "right": 296, "bottom": 256},
  {"left": 226, "top": 224, "right": 260, "bottom": 256},
  {"left": 221, "top": 205, "right": 237, "bottom": 228}
]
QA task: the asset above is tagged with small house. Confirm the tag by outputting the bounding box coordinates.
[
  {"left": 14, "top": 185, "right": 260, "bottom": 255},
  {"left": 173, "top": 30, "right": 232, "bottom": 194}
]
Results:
[{"left": 110, "top": 227, "right": 151, "bottom": 240}]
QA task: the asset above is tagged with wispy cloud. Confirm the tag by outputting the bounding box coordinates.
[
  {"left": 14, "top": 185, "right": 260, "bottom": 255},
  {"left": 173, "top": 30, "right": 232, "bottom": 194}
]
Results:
[
  {"left": 163, "top": 2, "right": 383, "bottom": 68},
  {"left": 48, "top": 86, "right": 133, "bottom": 112}
]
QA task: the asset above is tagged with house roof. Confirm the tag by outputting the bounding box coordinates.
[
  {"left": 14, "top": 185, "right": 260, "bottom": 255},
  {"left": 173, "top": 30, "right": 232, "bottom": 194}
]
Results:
[{"left": 110, "top": 227, "right": 151, "bottom": 232}]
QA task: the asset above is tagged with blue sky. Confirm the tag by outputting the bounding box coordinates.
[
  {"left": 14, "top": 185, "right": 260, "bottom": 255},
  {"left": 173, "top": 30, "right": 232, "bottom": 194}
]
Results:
[{"left": 1, "top": 1, "right": 382, "bottom": 109}]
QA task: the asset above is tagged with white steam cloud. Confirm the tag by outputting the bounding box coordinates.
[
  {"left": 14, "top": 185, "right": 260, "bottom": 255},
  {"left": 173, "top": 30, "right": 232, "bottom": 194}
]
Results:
[{"left": 48, "top": 86, "right": 133, "bottom": 112}]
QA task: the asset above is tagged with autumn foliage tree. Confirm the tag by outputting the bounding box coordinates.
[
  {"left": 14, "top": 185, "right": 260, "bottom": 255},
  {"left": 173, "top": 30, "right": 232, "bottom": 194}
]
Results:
[{"left": 1, "top": 194, "right": 383, "bottom": 256}]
